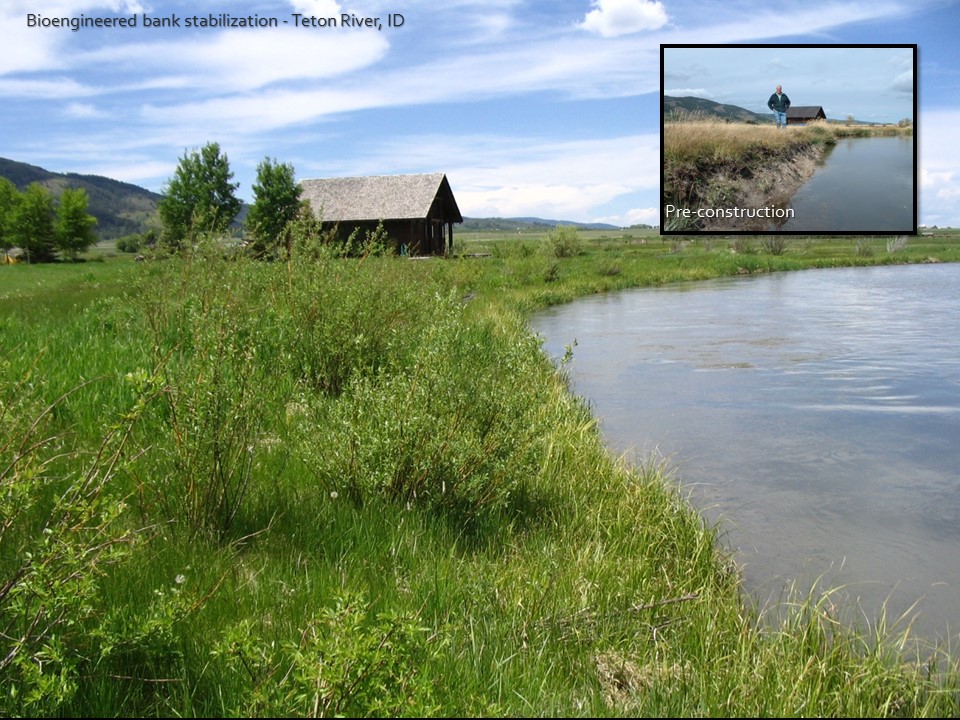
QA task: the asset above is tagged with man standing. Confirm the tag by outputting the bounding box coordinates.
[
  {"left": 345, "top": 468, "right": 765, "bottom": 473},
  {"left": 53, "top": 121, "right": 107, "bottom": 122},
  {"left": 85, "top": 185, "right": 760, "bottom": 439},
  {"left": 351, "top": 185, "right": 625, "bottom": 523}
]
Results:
[{"left": 768, "top": 84, "right": 791, "bottom": 129}]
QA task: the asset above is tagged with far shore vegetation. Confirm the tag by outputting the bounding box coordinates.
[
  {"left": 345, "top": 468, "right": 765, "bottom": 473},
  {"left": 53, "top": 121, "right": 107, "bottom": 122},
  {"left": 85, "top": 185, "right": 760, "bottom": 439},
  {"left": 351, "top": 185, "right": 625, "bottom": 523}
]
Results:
[
  {"left": 663, "top": 116, "right": 914, "bottom": 232},
  {"left": 3, "top": 225, "right": 960, "bottom": 716}
]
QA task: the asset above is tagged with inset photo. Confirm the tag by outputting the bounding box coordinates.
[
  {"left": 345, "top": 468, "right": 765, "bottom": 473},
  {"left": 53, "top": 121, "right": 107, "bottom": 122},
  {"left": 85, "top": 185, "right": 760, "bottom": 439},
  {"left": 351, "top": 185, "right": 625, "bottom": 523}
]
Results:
[{"left": 661, "top": 44, "right": 917, "bottom": 235}]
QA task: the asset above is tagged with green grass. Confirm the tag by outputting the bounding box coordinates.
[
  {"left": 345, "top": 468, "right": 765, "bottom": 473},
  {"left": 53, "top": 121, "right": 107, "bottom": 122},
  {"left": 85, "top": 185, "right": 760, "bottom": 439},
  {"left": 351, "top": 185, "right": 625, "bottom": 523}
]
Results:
[
  {"left": 0, "top": 257, "right": 136, "bottom": 322},
  {"left": 3, "top": 236, "right": 960, "bottom": 716}
]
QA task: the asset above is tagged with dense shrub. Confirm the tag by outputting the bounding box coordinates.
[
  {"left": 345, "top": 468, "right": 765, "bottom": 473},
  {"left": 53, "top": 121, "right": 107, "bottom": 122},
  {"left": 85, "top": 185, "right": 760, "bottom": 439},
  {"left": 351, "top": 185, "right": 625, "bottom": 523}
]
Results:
[
  {"left": 293, "top": 296, "right": 552, "bottom": 520},
  {"left": 544, "top": 225, "right": 583, "bottom": 258}
]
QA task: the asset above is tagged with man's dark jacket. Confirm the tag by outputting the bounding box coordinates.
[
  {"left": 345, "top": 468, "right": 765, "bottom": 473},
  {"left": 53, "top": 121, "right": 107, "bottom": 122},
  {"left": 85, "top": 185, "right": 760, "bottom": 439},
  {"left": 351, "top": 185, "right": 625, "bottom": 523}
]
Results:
[{"left": 768, "top": 92, "right": 791, "bottom": 113}]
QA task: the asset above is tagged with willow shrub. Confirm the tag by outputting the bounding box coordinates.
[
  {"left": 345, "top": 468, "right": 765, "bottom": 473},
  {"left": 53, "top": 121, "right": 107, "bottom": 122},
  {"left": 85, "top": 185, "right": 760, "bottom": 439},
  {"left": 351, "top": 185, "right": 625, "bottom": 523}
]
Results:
[
  {"left": 0, "top": 368, "right": 158, "bottom": 715},
  {"left": 293, "top": 294, "right": 554, "bottom": 522}
]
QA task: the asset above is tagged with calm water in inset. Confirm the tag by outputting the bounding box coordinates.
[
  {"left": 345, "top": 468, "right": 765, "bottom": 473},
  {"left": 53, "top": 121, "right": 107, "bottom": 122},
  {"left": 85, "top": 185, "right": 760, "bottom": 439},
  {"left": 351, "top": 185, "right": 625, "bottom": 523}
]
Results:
[
  {"left": 778, "top": 136, "right": 914, "bottom": 232},
  {"left": 533, "top": 264, "right": 960, "bottom": 640}
]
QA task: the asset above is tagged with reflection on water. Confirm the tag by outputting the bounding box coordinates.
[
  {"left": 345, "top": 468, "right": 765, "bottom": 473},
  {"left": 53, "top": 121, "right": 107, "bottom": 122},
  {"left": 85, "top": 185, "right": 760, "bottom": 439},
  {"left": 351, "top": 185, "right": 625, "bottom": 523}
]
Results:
[
  {"left": 533, "top": 264, "right": 960, "bottom": 641},
  {"left": 778, "top": 136, "right": 914, "bottom": 232}
]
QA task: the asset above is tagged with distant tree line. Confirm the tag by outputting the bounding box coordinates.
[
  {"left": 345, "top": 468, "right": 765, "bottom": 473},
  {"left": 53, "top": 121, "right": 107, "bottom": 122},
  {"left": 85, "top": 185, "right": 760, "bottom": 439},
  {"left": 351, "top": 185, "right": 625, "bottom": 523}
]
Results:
[
  {"left": 115, "top": 229, "right": 159, "bottom": 254},
  {"left": 0, "top": 179, "right": 97, "bottom": 262}
]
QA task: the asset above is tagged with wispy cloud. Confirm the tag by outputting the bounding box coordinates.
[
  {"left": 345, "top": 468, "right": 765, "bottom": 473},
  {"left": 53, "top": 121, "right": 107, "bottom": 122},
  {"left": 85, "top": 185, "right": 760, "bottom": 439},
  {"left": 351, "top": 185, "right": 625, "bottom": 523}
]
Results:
[
  {"left": 665, "top": 88, "right": 713, "bottom": 97},
  {"left": 0, "top": 77, "right": 96, "bottom": 98},
  {"left": 78, "top": 28, "right": 388, "bottom": 93},
  {"left": 63, "top": 101, "right": 107, "bottom": 117},
  {"left": 890, "top": 69, "right": 913, "bottom": 94}
]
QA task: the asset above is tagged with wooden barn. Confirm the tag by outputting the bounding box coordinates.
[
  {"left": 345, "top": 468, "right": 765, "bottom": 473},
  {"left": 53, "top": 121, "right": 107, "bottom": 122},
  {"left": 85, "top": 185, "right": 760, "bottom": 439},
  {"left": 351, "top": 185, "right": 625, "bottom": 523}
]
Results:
[
  {"left": 786, "top": 106, "right": 827, "bottom": 125},
  {"left": 298, "top": 173, "right": 463, "bottom": 255}
]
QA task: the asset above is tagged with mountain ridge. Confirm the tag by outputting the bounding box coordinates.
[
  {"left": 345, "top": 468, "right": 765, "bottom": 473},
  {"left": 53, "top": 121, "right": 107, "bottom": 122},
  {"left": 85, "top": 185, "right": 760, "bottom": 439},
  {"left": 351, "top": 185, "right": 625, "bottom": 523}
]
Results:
[{"left": 663, "top": 95, "right": 775, "bottom": 124}]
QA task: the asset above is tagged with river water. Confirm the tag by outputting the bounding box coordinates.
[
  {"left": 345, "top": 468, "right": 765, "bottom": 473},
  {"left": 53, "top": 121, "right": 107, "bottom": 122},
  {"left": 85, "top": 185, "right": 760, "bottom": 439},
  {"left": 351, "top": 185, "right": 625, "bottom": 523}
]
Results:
[
  {"left": 533, "top": 264, "right": 960, "bottom": 641},
  {"left": 777, "top": 135, "right": 914, "bottom": 232}
]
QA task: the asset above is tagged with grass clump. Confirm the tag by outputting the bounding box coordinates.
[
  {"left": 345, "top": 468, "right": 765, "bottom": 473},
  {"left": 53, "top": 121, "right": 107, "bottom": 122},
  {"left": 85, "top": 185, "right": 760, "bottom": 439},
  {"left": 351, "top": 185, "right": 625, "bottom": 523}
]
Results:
[{"left": 214, "top": 591, "right": 442, "bottom": 717}]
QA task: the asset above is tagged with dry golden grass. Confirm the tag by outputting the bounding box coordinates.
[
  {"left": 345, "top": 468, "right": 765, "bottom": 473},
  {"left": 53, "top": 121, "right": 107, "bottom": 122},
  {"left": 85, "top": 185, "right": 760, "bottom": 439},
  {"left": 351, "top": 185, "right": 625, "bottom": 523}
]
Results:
[
  {"left": 664, "top": 119, "right": 820, "bottom": 164},
  {"left": 664, "top": 118, "right": 912, "bottom": 165}
]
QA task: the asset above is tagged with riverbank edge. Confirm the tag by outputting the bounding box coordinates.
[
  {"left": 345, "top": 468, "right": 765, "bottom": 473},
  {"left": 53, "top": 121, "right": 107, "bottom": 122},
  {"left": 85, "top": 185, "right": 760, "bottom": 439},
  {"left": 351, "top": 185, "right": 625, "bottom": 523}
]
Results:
[
  {"left": 501, "top": 253, "right": 960, "bottom": 588},
  {"left": 664, "top": 137, "right": 828, "bottom": 232},
  {"left": 700, "top": 142, "right": 825, "bottom": 231},
  {"left": 514, "top": 249, "right": 960, "bottom": 606}
]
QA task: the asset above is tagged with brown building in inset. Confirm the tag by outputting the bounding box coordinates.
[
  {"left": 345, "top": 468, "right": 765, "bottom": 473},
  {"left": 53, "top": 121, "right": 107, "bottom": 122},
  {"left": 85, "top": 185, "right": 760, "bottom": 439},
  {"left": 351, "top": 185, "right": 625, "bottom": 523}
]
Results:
[{"left": 786, "top": 106, "right": 827, "bottom": 125}]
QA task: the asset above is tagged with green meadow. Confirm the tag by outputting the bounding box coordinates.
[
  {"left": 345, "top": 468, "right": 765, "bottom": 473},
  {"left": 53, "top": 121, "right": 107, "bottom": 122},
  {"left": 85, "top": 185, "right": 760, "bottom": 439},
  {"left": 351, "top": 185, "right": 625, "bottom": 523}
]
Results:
[{"left": 3, "top": 232, "right": 960, "bottom": 717}]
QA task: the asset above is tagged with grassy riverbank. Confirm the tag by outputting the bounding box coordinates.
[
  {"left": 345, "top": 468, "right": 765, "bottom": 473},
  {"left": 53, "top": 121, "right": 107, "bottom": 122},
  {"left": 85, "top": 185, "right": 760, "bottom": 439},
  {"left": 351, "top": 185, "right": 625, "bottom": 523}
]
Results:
[
  {"left": 3, "top": 235, "right": 960, "bottom": 716},
  {"left": 662, "top": 119, "right": 913, "bottom": 231}
]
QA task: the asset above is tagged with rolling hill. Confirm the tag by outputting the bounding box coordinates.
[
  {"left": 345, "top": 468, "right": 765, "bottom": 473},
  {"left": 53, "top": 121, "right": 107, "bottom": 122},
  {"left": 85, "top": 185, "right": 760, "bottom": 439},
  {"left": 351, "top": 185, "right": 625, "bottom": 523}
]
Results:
[{"left": 663, "top": 95, "right": 774, "bottom": 124}]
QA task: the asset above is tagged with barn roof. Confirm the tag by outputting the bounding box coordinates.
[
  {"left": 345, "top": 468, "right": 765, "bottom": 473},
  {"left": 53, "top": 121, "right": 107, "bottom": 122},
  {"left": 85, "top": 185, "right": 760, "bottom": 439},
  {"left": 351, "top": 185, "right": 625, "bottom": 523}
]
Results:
[
  {"left": 299, "top": 173, "right": 463, "bottom": 224},
  {"left": 787, "top": 106, "right": 825, "bottom": 119}
]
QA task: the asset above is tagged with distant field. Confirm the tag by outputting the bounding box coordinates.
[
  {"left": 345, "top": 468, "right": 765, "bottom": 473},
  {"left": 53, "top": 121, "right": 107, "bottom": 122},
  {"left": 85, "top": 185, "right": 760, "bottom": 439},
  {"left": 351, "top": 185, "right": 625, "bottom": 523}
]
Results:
[{"left": 0, "top": 258, "right": 136, "bottom": 321}]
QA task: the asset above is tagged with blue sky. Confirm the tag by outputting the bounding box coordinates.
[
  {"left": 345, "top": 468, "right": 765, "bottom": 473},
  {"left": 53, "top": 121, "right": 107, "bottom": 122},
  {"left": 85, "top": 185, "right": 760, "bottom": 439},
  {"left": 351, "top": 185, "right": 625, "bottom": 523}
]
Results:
[
  {"left": 664, "top": 46, "right": 914, "bottom": 123},
  {"left": 1, "top": 0, "right": 959, "bottom": 226}
]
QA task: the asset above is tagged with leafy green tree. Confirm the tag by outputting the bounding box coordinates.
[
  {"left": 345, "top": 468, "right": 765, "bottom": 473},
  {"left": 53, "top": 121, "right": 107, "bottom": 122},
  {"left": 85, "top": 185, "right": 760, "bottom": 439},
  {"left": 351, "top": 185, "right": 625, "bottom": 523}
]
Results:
[
  {"left": 11, "top": 183, "right": 56, "bottom": 263},
  {"left": 158, "top": 142, "right": 241, "bottom": 250},
  {"left": 55, "top": 187, "right": 98, "bottom": 260},
  {"left": 0, "top": 178, "right": 20, "bottom": 251},
  {"left": 246, "top": 157, "right": 301, "bottom": 258}
]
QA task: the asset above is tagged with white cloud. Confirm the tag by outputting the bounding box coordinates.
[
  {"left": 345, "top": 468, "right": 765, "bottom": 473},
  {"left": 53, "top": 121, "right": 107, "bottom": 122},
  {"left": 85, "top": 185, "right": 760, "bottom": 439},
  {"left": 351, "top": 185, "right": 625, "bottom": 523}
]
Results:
[
  {"left": 139, "top": 86, "right": 386, "bottom": 135},
  {"left": 80, "top": 28, "right": 388, "bottom": 93},
  {"left": 85, "top": 159, "right": 172, "bottom": 185},
  {"left": 665, "top": 88, "right": 713, "bottom": 97},
  {"left": 1, "top": 0, "right": 147, "bottom": 75},
  {"left": 920, "top": 109, "right": 960, "bottom": 225},
  {"left": 661, "top": 1, "right": 908, "bottom": 44},
  {"left": 622, "top": 207, "right": 660, "bottom": 225},
  {"left": 63, "top": 101, "right": 106, "bottom": 117},
  {"left": 0, "top": 78, "right": 95, "bottom": 98},
  {"left": 130, "top": 32, "right": 660, "bottom": 138},
  {"left": 580, "top": 0, "right": 668, "bottom": 37},
  {"left": 595, "top": 206, "right": 660, "bottom": 226},
  {"left": 289, "top": 0, "right": 341, "bottom": 15}
]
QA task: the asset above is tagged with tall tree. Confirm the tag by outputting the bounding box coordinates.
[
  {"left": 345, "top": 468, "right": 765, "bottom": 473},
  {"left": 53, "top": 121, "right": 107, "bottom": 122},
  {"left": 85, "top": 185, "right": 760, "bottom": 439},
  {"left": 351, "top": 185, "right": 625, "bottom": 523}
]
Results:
[
  {"left": 55, "top": 187, "right": 98, "bottom": 260},
  {"left": 0, "top": 178, "right": 20, "bottom": 251},
  {"left": 158, "top": 142, "right": 241, "bottom": 250},
  {"left": 246, "top": 157, "right": 301, "bottom": 258},
  {"left": 11, "top": 183, "right": 56, "bottom": 263}
]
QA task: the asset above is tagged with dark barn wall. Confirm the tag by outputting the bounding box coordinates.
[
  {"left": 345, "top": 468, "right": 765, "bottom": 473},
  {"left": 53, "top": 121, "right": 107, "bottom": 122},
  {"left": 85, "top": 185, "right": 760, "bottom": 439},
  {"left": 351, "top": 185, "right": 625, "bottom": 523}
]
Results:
[
  {"left": 786, "top": 108, "right": 826, "bottom": 125},
  {"left": 322, "top": 219, "right": 448, "bottom": 255}
]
